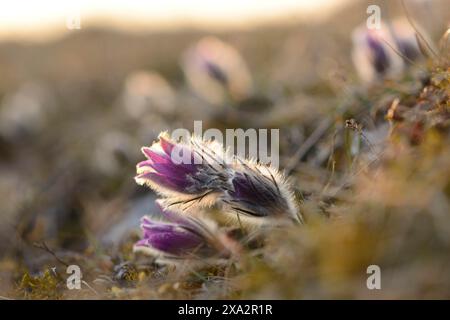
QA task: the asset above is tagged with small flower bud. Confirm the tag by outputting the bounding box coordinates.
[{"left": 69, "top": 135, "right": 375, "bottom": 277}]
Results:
[
  {"left": 222, "top": 160, "right": 301, "bottom": 226},
  {"left": 181, "top": 37, "right": 254, "bottom": 105}
]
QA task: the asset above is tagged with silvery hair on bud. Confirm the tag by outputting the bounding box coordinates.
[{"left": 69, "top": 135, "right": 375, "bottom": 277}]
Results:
[{"left": 221, "top": 158, "right": 301, "bottom": 228}]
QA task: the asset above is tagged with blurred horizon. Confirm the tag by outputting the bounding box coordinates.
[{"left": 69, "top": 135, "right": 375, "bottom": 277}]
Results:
[{"left": 0, "top": 0, "right": 351, "bottom": 42}]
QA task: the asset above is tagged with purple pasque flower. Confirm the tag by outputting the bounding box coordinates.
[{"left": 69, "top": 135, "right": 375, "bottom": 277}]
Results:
[
  {"left": 135, "top": 133, "right": 231, "bottom": 205},
  {"left": 351, "top": 24, "right": 404, "bottom": 83},
  {"left": 136, "top": 217, "right": 204, "bottom": 256},
  {"left": 390, "top": 18, "right": 423, "bottom": 62},
  {"left": 366, "top": 32, "right": 391, "bottom": 75},
  {"left": 181, "top": 36, "right": 254, "bottom": 105},
  {"left": 134, "top": 203, "right": 237, "bottom": 262},
  {"left": 135, "top": 132, "right": 301, "bottom": 228},
  {"left": 222, "top": 160, "right": 300, "bottom": 225}
]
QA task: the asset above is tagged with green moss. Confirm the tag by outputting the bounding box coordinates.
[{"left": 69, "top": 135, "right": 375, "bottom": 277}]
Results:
[{"left": 18, "top": 269, "right": 63, "bottom": 300}]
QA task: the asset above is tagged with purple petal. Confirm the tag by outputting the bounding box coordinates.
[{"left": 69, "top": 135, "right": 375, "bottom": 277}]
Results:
[
  {"left": 159, "top": 136, "right": 175, "bottom": 156},
  {"left": 136, "top": 171, "right": 191, "bottom": 191},
  {"left": 366, "top": 33, "right": 390, "bottom": 74},
  {"left": 142, "top": 147, "right": 170, "bottom": 164},
  {"left": 204, "top": 60, "right": 228, "bottom": 85},
  {"left": 137, "top": 160, "right": 154, "bottom": 171},
  {"left": 141, "top": 216, "right": 153, "bottom": 225},
  {"left": 141, "top": 145, "right": 199, "bottom": 177},
  {"left": 142, "top": 223, "right": 177, "bottom": 238},
  {"left": 135, "top": 239, "right": 149, "bottom": 247},
  {"left": 142, "top": 224, "right": 204, "bottom": 255},
  {"left": 149, "top": 161, "right": 197, "bottom": 177}
]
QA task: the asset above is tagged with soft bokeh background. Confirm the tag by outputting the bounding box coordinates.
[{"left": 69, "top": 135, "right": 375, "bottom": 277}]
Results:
[{"left": 0, "top": 0, "right": 449, "bottom": 299}]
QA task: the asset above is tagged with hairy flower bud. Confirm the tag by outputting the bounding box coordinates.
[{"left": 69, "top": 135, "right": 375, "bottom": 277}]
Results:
[{"left": 222, "top": 160, "right": 300, "bottom": 226}]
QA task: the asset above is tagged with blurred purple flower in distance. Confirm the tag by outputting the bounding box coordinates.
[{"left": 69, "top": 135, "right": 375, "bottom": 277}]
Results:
[
  {"left": 352, "top": 23, "right": 404, "bottom": 83},
  {"left": 181, "top": 36, "right": 254, "bottom": 105}
]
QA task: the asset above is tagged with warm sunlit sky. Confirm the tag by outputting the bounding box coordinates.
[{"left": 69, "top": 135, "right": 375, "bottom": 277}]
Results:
[{"left": 0, "top": 0, "right": 351, "bottom": 41}]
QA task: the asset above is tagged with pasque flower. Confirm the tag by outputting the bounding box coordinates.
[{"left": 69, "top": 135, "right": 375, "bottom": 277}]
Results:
[
  {"left": 134, "top": 132, "right": 303, "bottom": 262},
  {"left": 181, "top": 36, "right": 254, "bottom": 105},
  {"left": 136, "top": 132, "right": 301, "bottom": 227},
  {"left": 134, "top": 203, "right": 238, "bottom": 263},
  {"left": 351, "top": 18, "right": 431, "bottom": 84},
  {"left": 222, "top": 161, "right": 300, "bottom": 226},
  {"left": 135, "top": 132, "right": 231, "bottom": 207},
  {"left": 352, "top": 23, "right": 404, "bottom": 83}
]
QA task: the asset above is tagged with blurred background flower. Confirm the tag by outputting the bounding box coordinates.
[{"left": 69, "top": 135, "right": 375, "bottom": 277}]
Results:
[
  {"left": 181, "top": 37, "right": 254, "bottom": 105},
  {"left": 351, "top": 23, "right": 404, "bottom": 83},
  {"left": 0, "top": 82, "right": 55, "bottom": 140},
  {"left": 119, "top": 70, "right": 176, "bottom": 119}
]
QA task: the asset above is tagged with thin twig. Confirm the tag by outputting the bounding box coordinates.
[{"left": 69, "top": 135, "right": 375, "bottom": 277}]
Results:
[
  {"left": 381, "top": 38, "right": 426, "bottom": 72},
  {"left": 401, "top": 0, "right": 439, "bottom": 58},
  {"left": 33, "top": 241, "right": 69, "bottom": 267}
]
